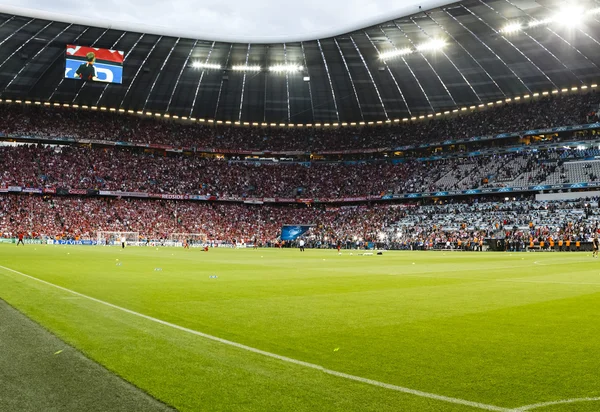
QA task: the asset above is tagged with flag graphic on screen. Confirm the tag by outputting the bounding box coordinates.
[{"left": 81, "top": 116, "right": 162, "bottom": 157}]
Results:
[
  {"left": 280, "top": 225, "right": 313, "bottom": 241},
  {"left": 65, "top": 45, "right": 124, "bottom": 84}
]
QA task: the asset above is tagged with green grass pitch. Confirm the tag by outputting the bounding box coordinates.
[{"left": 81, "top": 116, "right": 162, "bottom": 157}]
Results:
[{"left": 1, "top": 244, "right": 599, "bottom": 411}]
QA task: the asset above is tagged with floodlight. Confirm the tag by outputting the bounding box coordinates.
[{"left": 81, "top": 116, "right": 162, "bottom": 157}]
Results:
[
  {"left": 232, "top": 65, "right": 261, "bottom": 72},
  {"left": 528, "top": 18, "right": 553, "bottom": 28},
  {"left": 554, "top": 5, "right": 585, "bottom": 26},
  {"left": 269, "top": 64, "right": 303, "bottom": 72},
  {"left": 501, "top": 22, "right": 522, "bottom": 34},
  {"left": 416, "top": 39, "right": 446, "bottom": 52},
  {"left": 192, "top": 61, "right": 221, "bottom": 70},
  {"left": 378, "top": 47, "right": 412, "bottom": 60}
]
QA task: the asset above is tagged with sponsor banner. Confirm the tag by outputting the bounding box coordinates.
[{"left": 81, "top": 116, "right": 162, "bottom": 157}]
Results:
[
  {"left": 8, "top": 186, "right": 22, "bottom": 192},
  {"left": 263, "top": 198, "right": 276, "bottom": 203},
  {"left": 219, "top": 196, "right": 242, "bottom": 202},
  {"left": 99, "top": 190, "right": 149, "bottom": 198},
  {"left": 157, "top": 194, "right": 188, "bottom": 200},
  {"left": 69, "top": 189, "right": 87, "bottom": 195},
  {"left": 280, "top": 225, "right": 313, "bottom": 241},
  {"left": 43, "top": 188, "right": 56, "bottom": 194},
  {"left": 244, "top": 199, "right": 264, "bottom": 205},
  {"left": 51, "top": 239, "right": 98, "bottom": 245},
  {"left": 188, "top": 195, "right": 210, "bottom": 201},
  {"left": 0, "top": 187, "right": 8, "bottom": 193},
  {"left": 342, "top": 197, "right": 368, "bottom": 202},
  {"left": 22, "top": 188, "right": 43, "bottom": 194},
  {"left": 149, "top": 144, "right": 172, "bottom": 150}
]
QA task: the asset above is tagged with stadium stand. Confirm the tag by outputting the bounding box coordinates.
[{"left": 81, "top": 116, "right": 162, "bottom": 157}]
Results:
[
  {"left": 2, "top": 93, "right": 600, "bottom": 249},
  {"left": 0, "top": 92, "right": 598, "bottom": 152}
]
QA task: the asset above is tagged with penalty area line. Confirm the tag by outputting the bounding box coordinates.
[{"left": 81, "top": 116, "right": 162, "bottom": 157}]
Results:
[
  {"left": 514, "top": 396, "right": 600, "bottom": 411},
  {"left": 0, "top": 264, "right": 509, "bottom": 412}
]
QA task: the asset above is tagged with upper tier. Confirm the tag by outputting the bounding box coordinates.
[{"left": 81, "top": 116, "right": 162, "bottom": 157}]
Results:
[{"left": 1, "top": 92, "right": 598, "bottom": 153}]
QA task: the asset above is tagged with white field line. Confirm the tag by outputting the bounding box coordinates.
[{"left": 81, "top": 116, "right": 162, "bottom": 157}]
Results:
[
  {"left": 514, "top": 396, "right": 600, "bottom": 411},
  {"left": 0, "top": 264, "right": 510, "bottom": 412}
]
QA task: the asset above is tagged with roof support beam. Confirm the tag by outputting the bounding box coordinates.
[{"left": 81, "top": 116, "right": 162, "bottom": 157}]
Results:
[
  {"left": 237, "top": 43, "right": 251, "bottom": 121},
  {"left": 300, "top": 42, "right": 315, "bottom": 122},
  {"left": 3, "top": 23, "right": 73, "bottom": 94},
  {"left": 411, "top": 17, "right": 482, "bottom": 104},
  {"left": 316, "top": 39, "right": 340, "bottom": 122},
  {"left": 503, "top": 0, "right": 600, "bottom": 75},
  {"left": 426, "top": 13, "right": 505, "bottom": 97},
  {"left": 379, "top": 27, "right": 435, "bottom": 113},
  {"left": 461, "top": 5, "right": 557, "bottom": 89},
  {"left": 0, "top": 18, "right": 31, "bottom": 50},
  {"left": 475, "top": 0, "right": 577, "bottom": 85},
  {"left": 364, "top": 31, "right": 412, "bottom": 116},
  {"left": 212, "top": 43, "right": 231, "bottom": 119},
  {"left": 393, "top": 21, "right": 457, "bottom": 107},
  {"left": 96, "top": 32, "right": 141, "bottom": 106},
  {"left": 120, "top": 35, "right": 163, "bottom": 108},
  {"left": 333, "top": 38, "right": 364, "bottom": 120},
  {"left": 349, "top": 35, "right": 389, "bottom": 120},
  {"left": 283, "top": 43, "right": 291, "bottom": 122},
  {"left": 143, "top": 38, "right": 180, "bottom": 112},
  {"left": 443, "top": 10, "right": 531, "bottom": 93},
  {"left": 0, "top": 21, "right": 51, "bottom": 74},
  {"left": 166, "top": 39, "right": 198, "bottom": 113}
]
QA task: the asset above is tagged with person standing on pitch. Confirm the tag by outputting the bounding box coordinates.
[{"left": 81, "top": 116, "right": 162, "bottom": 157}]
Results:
[
  {"left": 593, "top": 234, "right": 599, "bottom": 258},
  {"left": 16, "top": 232, "right": 24, "bottom": 246},
  {"left": 121, "top": 235, "right": 126, "bottom": 249},
  {"left": 299, "top": 238, "right": 305, "bottom": 252}
]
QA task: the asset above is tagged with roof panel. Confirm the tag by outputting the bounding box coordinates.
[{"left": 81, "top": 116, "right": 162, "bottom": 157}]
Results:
[{"left": 0, "top": 0, "right": 599, "bottom": 123}]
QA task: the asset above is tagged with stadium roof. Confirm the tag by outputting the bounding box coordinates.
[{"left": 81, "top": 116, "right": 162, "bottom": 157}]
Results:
[
  {"left": 0, "top": 0, "right": 599, "bottom": 125},
  {"left": 0, "top": 1, "right": 449, "bottom": 43}
]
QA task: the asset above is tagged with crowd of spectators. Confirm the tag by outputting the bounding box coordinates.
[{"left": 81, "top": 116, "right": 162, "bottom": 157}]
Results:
[
  {"left": 0, "top": 92, "right": 598, "bottom": 152},
  {"left": 2, "top": 195, "right": 598, "bottom": 250},
  {"left": 391, "top": 199, "right": 599, "bottom": 249},
  {"left": 0, "top": 195, "right": 403, "bottom": 244},
  {"left": 2, "top": 144, "right": 599, "bottom": 198}
]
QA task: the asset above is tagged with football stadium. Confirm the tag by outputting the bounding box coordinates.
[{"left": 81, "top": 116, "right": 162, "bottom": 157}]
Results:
[{"left": 1, "top": 0, "right": 600, "bottom": 410}]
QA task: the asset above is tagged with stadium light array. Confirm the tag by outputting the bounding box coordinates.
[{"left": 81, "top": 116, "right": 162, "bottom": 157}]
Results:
[
  {"left": 232, "top": 65, "right": 261, "bottom": 72},
  {"left": 192, "top": 61, "right": 221, "bottom": 70},
  {"left": 380, "top": 39, "right": 446, "bottom": 59},
  {"left": 504, "top": 5, "right": 600, "bottom": 33},
  {"left": 269, "top": 64, "right": 303, "bottom": 73},
  {"left": 416, "top": 39, "right": 446, "bottom": 52},
  {"left": 378, "top": 47, "right": 412, "bottom": 60},
  {"left": 500, "top": 22, "right": 522, "bottom": 34}
]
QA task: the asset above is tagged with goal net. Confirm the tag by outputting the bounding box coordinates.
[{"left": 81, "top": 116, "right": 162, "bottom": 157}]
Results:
[
  {"left": 97, "top": 231, "right": 140, "bottom": 246},
  {"left": 169, "top": 233, "right": 207, "bottom": 246}
]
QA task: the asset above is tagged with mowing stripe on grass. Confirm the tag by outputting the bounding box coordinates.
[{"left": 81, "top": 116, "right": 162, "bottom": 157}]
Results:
[{"left": 0, "top": 264, "right": 510, "bottom": 412}]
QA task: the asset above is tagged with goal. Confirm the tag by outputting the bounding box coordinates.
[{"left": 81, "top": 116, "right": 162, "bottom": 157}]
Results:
[
  {"left": 97, "top": 231, "right": 140, "bottom": 246},
  {"left": 169, "top": 233, "right": 207, "bottom": 246}
]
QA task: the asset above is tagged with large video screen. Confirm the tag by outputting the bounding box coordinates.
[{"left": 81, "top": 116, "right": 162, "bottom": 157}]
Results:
[{"left": 65, "top": 45, "right": 124, "bottom": 84}]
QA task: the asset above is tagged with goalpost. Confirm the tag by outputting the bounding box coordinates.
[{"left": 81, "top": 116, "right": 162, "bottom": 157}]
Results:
[{"left": 97, "top": 231, "right": 140, "bottom": 246}]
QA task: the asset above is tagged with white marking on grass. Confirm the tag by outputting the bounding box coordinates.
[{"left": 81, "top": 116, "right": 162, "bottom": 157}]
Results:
[
  {"left": 0, "top": 264, "right": 510, "bottom": 412},
  {"left": 515, "top": 397, "right": 600, "bottom": 411}
]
